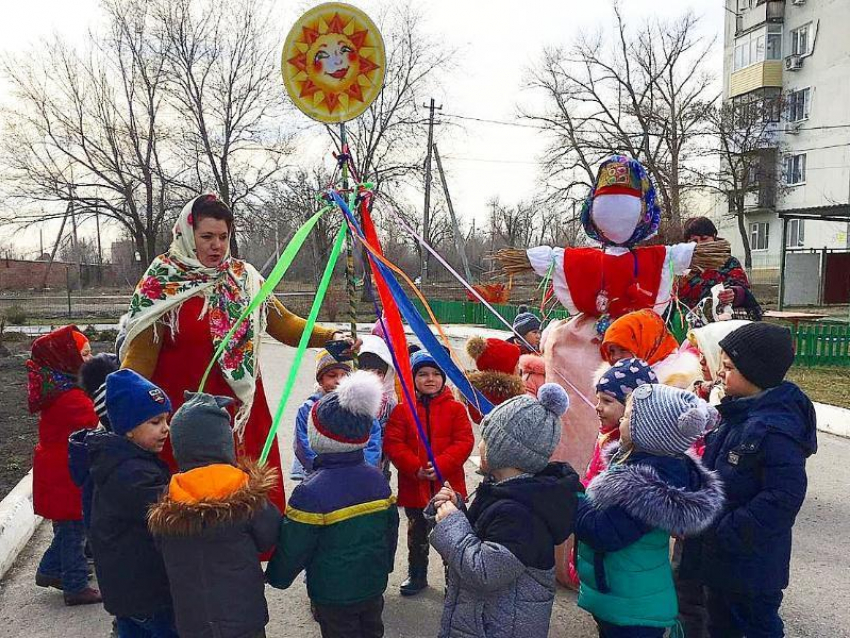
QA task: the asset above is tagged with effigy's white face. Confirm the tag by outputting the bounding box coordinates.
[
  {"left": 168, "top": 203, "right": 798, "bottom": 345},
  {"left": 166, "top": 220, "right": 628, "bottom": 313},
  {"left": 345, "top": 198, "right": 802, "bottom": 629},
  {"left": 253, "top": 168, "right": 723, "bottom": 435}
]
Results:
[{"left": 591, "top": 194, "right": 642, "bottom": 245}]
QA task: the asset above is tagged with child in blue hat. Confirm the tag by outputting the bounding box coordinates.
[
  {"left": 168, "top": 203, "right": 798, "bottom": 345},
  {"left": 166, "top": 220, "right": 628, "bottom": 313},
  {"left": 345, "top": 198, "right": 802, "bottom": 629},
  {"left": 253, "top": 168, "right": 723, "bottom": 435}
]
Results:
[{"left": 89, "top": 369, "right": 177, "bottom": 637}]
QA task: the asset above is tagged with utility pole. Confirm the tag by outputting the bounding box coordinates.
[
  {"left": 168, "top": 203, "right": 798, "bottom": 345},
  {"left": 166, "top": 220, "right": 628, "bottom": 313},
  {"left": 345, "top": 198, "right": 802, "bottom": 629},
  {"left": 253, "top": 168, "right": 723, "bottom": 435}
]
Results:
[
  {"left": 95, "top": 211, "right": 103, "bottom": 265},
  {"left": 432, "top": 143, "right": 473, "bottom": 283},
  {"left": 421, "top": 98, "right": 442, "bottom": 284}
]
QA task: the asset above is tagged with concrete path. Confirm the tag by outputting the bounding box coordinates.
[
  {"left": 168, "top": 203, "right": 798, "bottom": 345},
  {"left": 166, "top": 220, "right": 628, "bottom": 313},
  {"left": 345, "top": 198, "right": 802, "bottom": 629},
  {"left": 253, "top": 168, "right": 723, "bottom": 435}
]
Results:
[{"left": 0, "top": 341, "right": 847, "bottom": 636}]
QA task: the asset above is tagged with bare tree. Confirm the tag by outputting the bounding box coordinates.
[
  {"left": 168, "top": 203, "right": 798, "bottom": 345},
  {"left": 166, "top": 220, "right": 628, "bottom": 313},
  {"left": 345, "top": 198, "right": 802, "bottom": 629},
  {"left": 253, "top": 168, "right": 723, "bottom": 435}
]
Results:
[
  {"left": 524, "top": 6, "right": 717, "bottom": 232},
  {"left": 0, "top": 0, "right": 182, "bottom": 264},
  {"left": 700, "top": 98, "right": 785, "bottom": 269},
  {"left": 153, "top": 0, "right": 291, "bottom": 256},
  {"left": 325, "top": 2, "right": 454, "bottom": 196}
]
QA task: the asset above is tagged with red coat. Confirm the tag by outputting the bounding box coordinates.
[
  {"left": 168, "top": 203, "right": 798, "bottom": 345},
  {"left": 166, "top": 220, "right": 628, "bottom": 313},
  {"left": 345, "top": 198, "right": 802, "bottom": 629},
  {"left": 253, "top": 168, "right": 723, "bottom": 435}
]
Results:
[
  {"left": 33, "top": 388, "right": 98, "bottom": 521},
  {"left": 384, "top": 387, "right": 474, "bottom": 509}
]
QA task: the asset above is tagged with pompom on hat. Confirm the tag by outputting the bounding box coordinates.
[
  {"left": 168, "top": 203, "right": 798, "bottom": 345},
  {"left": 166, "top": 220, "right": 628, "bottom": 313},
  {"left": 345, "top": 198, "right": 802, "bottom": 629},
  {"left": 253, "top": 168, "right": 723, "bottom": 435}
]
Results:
[
  {"left": 467, "top": 336, "right": 521, "bottom": 376},
  {"left": 481, "top": 383, "right": 570, "bottom": 474},
  {"left": 308, "top": 371, "right": 383, "bottom": 455}
]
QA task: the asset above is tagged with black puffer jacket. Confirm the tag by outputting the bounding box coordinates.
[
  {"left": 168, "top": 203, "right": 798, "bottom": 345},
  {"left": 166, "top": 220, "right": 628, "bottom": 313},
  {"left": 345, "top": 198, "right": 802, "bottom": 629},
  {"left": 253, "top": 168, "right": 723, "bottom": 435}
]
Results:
[
  {"left": 148, "top": 462, "right": 282, "bottom": 638},
  {"left": 88, "top": 432, "right": 173, "bottom": 618}
]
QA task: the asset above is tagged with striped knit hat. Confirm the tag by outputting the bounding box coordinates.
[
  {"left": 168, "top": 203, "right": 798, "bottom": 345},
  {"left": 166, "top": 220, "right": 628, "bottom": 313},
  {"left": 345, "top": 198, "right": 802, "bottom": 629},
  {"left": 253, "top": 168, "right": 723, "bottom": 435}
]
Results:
[
  {"left": 315, "top": 348, "right": 353, "bottom": 382},
  {"left": 628, "top": 384, "right": 717, "bottom": 456},
  {"left": 309, "top": 371, "right": 382, "bottom": 455},
  {"left": 78, "top": 353, "right": 120, "bottom": 430}
]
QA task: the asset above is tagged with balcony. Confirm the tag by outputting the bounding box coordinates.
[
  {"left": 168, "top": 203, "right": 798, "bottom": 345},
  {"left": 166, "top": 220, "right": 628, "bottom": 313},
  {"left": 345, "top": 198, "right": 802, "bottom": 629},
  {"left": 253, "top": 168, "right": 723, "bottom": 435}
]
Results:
[
  {"left": 730, "top": 61, "right": 783, "bottom": 98},
  {"left": 737, "top": 0, "right": 785, "bottom": 35}
]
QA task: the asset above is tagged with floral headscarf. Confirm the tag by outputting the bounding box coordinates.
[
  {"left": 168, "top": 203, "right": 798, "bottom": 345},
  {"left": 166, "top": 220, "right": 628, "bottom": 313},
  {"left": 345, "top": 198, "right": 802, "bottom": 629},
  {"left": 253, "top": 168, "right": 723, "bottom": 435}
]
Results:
[
  {"left": 580, "top": 155, "right": 662, "bottom": 248},
  {"left": 121, "top": 195, "right": 265, "bottom": 436},
  {"left": 601, "top": 309, "right": 679, "bottom": 366},
  {"left": 27, "top": 325, "right": 87, "bottom": 412}
]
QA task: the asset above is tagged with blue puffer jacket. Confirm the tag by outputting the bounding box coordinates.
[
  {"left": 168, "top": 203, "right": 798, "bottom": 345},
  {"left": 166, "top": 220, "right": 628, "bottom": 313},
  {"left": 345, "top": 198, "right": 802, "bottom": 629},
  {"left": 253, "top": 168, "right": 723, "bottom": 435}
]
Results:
[{"left": 685, "top": 381, "right": 817, "bottom": 593}]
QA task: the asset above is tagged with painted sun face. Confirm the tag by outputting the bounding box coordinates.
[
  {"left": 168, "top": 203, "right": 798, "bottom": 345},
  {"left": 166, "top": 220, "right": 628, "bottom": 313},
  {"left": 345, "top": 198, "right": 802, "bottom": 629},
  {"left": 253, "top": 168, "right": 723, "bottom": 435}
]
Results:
[
  {"left": 282, "top": 3, "right": 385, "bottom": 123},
  {"left": 309, "top": 34, "right": 360, "bottom": 89}
]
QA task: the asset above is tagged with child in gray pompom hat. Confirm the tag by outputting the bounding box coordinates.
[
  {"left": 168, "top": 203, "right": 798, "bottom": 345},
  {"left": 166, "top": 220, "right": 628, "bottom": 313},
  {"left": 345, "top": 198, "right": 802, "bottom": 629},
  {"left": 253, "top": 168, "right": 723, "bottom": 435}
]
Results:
[{"left": 427, "top": 384, "right": 581, "bottom": 638}]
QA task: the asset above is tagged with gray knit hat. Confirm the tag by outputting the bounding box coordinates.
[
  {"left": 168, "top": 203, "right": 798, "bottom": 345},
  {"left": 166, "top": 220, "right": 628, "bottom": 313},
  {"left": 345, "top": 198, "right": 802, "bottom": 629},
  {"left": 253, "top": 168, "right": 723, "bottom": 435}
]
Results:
[
  {"left": 170, "top": 391, "right": 236, "bottom": 472},
  {"left": 481, "top": 383, "right": 570, "bottom": 474},
  {"left": 628, "top": 384, "right": 718, "bottom": 456}
]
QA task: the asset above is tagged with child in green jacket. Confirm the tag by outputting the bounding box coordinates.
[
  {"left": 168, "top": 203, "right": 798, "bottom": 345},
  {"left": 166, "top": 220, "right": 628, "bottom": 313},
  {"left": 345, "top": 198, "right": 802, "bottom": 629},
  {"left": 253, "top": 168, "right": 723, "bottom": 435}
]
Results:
[
  {"left": 575, "top": 384, "right": 724, "bottom": 637},
  {"left": 267, "top": 371, "right": 398, "bottom": 638}
]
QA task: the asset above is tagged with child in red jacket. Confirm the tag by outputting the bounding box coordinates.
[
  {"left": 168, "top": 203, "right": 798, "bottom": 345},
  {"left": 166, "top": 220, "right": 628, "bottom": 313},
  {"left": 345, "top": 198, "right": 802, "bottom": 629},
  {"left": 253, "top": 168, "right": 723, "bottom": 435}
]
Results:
[
  {"left": 384, "top": 351, "right": 474, "bottom": 597},
  {"left": 29, "top": 326, "right": 101, "bottom": 605}
]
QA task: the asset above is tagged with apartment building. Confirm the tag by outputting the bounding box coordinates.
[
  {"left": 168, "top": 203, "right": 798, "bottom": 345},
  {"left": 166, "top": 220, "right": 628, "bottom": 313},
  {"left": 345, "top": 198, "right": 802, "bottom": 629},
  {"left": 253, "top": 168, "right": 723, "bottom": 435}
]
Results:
[{"left": 716, "top": 0, "right": 850, "bottom": 287}]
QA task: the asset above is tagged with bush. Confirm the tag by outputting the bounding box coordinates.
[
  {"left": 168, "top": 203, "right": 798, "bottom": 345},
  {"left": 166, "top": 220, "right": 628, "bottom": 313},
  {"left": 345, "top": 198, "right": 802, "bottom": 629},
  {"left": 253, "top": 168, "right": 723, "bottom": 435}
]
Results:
[{"left": 3, "top": 305, "right": 27, "bottom": 326}]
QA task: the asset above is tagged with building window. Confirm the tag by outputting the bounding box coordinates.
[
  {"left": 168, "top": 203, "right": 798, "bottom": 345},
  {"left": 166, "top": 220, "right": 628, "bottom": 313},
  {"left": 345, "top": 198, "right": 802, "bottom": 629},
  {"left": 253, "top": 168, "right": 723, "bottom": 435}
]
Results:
[
  {"left": 732, "top": 87, "right": 782, "bottom": 126},
  {"left": 787, "top": 88, "right": 811, "bottom": 122},
  {"left": 750, "top": 222, "right": 770, "bottom": 251},
  {"left": 766, "top": 24, "right": 783, "bottom": 60},
  {"left": 786, "top": 219, "right": 805, "bottom": 248},
  {"left": 737, "top": 0, "right": 753, "bottom": 11},
  {"left": 784, "top": 154, "right": 807, "bottom": 185},
  {"left": 790, "top": 24, "right": 811, "bottom": 56},
  {"left": 734, "top": 27, "right": 780, "bottom": 71}
]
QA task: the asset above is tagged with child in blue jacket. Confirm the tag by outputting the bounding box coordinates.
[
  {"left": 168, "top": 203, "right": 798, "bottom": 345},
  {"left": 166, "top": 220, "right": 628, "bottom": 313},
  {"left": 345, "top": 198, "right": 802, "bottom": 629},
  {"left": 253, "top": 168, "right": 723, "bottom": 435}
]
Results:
[
  {"left": 291, "top": 350, "right": 382, "bottom": 479},
  {"left": 683, "top": 322, "right": 817, "bottom": 638}
]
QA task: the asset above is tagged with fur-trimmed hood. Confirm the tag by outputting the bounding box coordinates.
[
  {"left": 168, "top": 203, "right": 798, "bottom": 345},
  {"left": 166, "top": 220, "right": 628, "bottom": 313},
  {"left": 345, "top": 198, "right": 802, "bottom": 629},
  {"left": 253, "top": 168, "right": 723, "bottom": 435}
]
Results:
[
  {"left": 468, "top": 369, "right": 525, "bottom": 403},
  {"left": 518, "top": 353, "right": 545, "bottom": 376},
  {"left": 148, "top": 460, "right": 278, "bottom": 536},
  {"left": 586, "top": 450, "right": 724, "bottom": 537}
]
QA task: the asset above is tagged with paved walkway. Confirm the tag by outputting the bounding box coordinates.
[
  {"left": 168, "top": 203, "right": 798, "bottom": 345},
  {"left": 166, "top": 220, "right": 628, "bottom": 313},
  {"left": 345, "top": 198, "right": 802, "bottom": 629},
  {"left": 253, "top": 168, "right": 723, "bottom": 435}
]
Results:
[{"left": 1, "top": 342, "right": 848, "bottom": 636}]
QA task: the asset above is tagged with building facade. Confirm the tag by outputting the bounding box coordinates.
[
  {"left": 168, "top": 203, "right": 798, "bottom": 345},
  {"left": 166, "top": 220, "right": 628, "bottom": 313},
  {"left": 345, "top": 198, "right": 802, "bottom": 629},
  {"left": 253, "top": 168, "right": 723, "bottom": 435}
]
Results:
[{"left": 716, "top": 0, "right": 850, "bottom": 279}]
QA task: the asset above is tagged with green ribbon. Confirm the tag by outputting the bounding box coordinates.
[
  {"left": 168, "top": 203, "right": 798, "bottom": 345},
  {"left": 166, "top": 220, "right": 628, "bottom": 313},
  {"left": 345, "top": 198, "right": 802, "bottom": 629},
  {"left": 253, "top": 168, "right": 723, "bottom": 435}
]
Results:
[
  {"left": 259, "top": 222, "right": 348, "bottom": 464},
  {"left": 198, "top": 207, "right": 330, "bottom": 393}
]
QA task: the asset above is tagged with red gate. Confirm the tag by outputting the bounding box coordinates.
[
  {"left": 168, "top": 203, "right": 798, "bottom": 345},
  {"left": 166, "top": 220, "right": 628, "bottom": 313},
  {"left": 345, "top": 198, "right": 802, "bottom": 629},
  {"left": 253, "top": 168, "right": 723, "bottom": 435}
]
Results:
[{"left": 823, "top": 252, "right": 850, "bottom": 304}]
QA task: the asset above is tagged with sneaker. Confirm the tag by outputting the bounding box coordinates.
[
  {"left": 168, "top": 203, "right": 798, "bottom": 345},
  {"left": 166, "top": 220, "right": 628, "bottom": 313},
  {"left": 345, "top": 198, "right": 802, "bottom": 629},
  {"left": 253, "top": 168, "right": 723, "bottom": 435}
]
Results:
[
  {"left": 64, "top": 587, "right": 102, "bottom": 606},
  {"left": 35, "top": 572, "right": 63, "bottom": 590}
]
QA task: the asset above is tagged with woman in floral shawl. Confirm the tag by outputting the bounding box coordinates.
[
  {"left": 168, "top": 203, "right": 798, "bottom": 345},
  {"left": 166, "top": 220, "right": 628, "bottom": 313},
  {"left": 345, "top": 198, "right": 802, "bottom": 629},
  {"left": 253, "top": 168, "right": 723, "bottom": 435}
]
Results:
[{"left": 120, "top": 194, "right": 342, "bottom": 510}]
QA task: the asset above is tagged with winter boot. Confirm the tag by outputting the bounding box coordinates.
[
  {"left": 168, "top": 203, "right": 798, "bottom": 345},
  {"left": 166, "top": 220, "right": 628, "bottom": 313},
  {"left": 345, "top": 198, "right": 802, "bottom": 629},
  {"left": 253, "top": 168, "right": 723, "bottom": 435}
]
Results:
[
  {"left": 400, "top": 565, "right": 428, "bottom": 596},
  {"left": 63, "top": 586, "right": 102, "bottom": 606}
]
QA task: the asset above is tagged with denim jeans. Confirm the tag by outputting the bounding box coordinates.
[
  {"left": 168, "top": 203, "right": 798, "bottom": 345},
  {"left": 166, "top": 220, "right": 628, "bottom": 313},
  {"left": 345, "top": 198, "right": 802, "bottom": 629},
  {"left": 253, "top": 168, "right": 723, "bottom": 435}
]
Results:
[
  {"left": 115, "top": 608, "right": 179, "bottom": 638},
  {"left": 37, "top": 520, "right": 88, "bottom": 593}
]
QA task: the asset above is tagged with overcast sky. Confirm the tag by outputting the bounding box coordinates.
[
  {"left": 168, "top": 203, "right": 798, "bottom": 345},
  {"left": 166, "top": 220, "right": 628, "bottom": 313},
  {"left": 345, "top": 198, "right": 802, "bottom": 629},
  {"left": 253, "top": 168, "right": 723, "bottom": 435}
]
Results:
[{"left": 0, "top": 0, "right": 724, "bottom": 259}]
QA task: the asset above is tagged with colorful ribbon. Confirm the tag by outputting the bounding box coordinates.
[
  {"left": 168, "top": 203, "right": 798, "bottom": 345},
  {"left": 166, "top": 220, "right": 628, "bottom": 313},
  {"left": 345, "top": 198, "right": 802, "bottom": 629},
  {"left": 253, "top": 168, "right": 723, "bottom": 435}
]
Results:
[
  {"left": 199, "top": 207, "right": 330, "bottom": 393},
  {"left": 258, "top": 223, "right": 347, "bottom": 464}
]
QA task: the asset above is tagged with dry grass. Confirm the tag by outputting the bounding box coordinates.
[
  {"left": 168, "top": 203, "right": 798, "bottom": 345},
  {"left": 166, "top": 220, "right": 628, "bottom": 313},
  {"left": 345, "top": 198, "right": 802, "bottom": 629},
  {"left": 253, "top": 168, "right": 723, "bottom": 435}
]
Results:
[{"left": 786, "top": 366, "right": 850, "bottom": 409}]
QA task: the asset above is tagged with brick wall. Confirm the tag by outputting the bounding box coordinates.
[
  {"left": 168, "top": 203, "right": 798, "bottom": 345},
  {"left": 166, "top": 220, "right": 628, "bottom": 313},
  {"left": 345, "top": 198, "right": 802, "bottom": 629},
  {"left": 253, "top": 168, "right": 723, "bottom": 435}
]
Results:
[{"left": 0, "top": 259, "right": 118, "bottom": 290}]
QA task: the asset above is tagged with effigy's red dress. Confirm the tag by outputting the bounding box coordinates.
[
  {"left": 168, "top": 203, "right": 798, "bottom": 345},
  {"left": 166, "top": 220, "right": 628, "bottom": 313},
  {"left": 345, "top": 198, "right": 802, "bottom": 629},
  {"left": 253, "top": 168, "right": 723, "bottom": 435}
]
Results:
[{"left": 151, "top": 297, "right": 285, "bottom": 510}]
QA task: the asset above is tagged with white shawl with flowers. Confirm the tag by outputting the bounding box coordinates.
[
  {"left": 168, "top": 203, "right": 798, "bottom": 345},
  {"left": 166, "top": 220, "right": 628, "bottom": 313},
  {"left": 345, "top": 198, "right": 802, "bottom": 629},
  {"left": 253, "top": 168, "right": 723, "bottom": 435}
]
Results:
[{"left": 120, "top": 195, "right": 266, "bottom": 436}]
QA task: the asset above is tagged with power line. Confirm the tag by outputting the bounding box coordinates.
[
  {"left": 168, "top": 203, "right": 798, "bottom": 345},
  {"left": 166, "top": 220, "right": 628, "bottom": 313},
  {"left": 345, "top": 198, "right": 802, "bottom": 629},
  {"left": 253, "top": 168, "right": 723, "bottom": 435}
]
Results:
[{"left": 441, "top": 109, "right": 850, "bottom": 135}]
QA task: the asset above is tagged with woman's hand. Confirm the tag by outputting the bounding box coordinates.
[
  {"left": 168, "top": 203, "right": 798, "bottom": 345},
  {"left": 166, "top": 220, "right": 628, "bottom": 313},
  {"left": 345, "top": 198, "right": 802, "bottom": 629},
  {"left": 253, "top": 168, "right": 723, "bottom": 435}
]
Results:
[
  {"left": 331, "top": 332, "right": 363, "bottom": 356},
  {"left": 436, "top": 500, "right": 458, "bottom": 523},
  {"left": 717, "top": 287, "right": 735, "bottom": 305}
]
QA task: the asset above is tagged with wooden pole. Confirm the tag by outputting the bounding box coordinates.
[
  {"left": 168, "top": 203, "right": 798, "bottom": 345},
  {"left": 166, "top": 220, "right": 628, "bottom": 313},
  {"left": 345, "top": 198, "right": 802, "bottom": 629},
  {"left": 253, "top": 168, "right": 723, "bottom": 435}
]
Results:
[
  {"left": 433, "top": 143, "right": 473, "bottom": 283},
  {"left": 340, "top": 122, "right": 357, "bottom": 339},
  {"left": 42, "top": 203, "right": 71, "bottom": 289},
  {"left": 421, "top": 98, "right": 441, "bottom": 284}
]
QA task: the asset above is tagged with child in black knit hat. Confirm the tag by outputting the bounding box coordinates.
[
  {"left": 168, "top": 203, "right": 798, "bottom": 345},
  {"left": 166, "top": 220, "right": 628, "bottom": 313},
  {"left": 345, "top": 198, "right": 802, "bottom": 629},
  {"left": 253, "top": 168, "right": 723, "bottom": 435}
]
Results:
[{"left": 682, "top": 322, "right": 817, "bottom": 637}]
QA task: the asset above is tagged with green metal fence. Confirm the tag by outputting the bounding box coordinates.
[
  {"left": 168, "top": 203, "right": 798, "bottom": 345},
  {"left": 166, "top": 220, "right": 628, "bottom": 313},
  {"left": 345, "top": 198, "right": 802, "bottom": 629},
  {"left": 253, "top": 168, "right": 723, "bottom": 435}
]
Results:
[
  {"left": 791, "top": 323, "right": 850, "bottom": 367},
  {"left": 411, "top": 298, "right": 570, "bottom": 331},
  {"left": 410, "top": 298, "right": 850, "bottom": 367}
]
